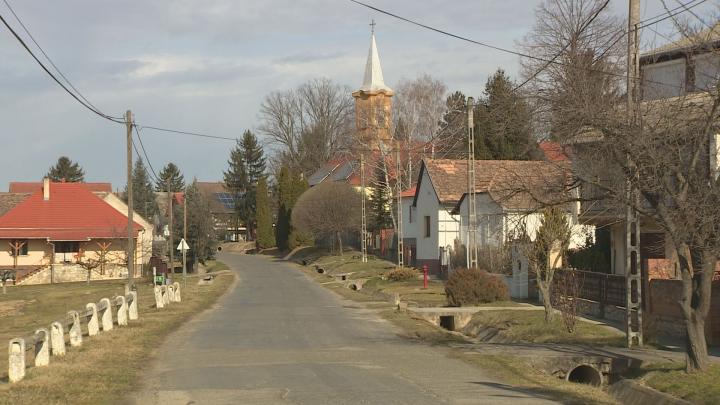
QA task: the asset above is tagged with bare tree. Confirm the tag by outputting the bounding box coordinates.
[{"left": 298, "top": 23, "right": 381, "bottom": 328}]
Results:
[
  {"left": 292, "top": 182, "right": 361, "bottom": 255},
  {"left": 259, "top": 78, "right": 354, "bottom": 176},
  {"left": 393, "top": 74, "right": 447, "bottom": 142}
]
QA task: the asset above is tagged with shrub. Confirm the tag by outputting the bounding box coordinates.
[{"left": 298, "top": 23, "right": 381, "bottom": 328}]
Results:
[
  {"left": 387, "top": 267, "right": 419, "bottom": 282},
  {"left": 445, "top": 268, "right": 510, "bottom": 307}
]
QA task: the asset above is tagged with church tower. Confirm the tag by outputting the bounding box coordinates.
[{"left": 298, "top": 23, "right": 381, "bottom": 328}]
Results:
[{"left": 352, "top": 27, "right": 393, "bottom": 151}]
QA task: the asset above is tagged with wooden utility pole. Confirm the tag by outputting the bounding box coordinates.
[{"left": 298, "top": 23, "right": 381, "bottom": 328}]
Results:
[
  {"left": 168, "top": 189, "right": 174, "bottom": 280},
  {"left": 396, "top": 141, "right": 404, "bottom": 268},
  {"left": 625, "top": 0, "right": 643, "bottom": 348},
  {"left": 125, "top": 110, "right": 135, "bottom": 289}
]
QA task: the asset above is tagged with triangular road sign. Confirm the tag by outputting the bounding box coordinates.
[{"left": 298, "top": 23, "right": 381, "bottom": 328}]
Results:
[{"left": 177, "top": 239, "right": 190, "bottom": 251}]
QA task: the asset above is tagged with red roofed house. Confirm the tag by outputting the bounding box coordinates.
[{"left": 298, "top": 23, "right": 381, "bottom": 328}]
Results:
[{"left": 0, "top": 179, "right": 145, "bottom": 284}]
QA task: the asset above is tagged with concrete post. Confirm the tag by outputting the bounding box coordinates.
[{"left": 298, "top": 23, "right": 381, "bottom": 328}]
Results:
[
  {"left": 34, "top": 328, "right": 49, "bottom": 367},
  {"left": 116, "top": 296, "right": 128, "bottom": 326},
  {"left": 154, "top": 286, "right": 164, "bottom": 309},
  {"left": 50, "top": 321, "right": 66, "bottom": 356},
  {"left": 99, "top": 298, "right": 114, "bottom": 332},
  {"left": 8, "top": 338, "right": 25, "bottom": 383},
  {"left": 128, "top": 291, "right": 139, "bottom": 320},
  {"left": 173, "top": 282, "right": 181, "bottom": 302},
  {"left": 161, "top": 285, "right": 170, "bottom": 305},
  {"left": 68, "top": 311, "right": 82, "bottom": 347},
  {"left": 86, "top": 303, "right": 99, "bottom": 336},
  {"left": 168, "top": 285, "right": 176, "bottom": 303}
]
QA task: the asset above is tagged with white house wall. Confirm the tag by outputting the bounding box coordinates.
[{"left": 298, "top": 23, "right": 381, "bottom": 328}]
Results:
[{"left": 414, "top": 170, "right": 460, "bottom": 270}]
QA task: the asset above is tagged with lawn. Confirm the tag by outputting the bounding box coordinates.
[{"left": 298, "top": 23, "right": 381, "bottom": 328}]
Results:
[
  {"left": 631, "top": 362, "right": 720, "bottom": 405},
  {"left": 0, "top": 270, "right": 234, "bottom": 405},
  {"left": 202, "top": 260, "right": 229, "bottom": 273},
  {"left": 463, "top": 310, "right": 625, "bottom": 346}
]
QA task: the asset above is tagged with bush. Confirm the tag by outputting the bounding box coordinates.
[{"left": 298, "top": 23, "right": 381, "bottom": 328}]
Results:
[
  {"left": 445, "top": 268, "right": 510, "bottom": 307},
  {"left": 387, "top": 267, "right": 419, "bottom": 282}
]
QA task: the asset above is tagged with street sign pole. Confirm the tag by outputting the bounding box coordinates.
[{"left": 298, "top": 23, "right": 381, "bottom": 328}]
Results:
[{"left": 177, "top": 239, "right": 190, "bottom": 289}]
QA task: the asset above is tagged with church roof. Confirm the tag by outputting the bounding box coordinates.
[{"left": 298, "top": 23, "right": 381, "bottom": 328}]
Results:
[{"left": 356, "top": 33, "right": 393, "bottom": 94}]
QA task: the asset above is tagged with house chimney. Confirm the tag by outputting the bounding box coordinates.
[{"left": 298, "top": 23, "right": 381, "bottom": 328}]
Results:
[{"left": 43, "top": 177, "right": 50, "bottom": 201}]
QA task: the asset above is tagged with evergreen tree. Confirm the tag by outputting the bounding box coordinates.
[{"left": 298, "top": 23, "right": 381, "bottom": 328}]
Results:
[
  {"left": 288, "top": 174, "right": 312, "bottom": 249},
  {"left": 185, "top": 180, "right": 218, "bottom": 264},
  {"left": 436, "top": 91, "right": 467, "bottom": 158},
  {"left": 47, "top": 156, "right": 85, "bottom": 182},
  {"left": 124, "top": 158, "right": 158, "bottom": 221},
  {"left": 370, "top": 166, "right": 393, "bottom": 231},
  {"left": 223, "top": 130, "right": 266, "bottom": 240},
  {"left": 155, "top": 163, "right": 185, "bottom": 192},
  {"left": 255, "top": 177, "right": 275, "bottom": 249},
  {"left": 275, "top": 166, "right": 293, "bottom": 251},
  {"left": 474, "top": 69, "right": 538, "bottom": 160}
]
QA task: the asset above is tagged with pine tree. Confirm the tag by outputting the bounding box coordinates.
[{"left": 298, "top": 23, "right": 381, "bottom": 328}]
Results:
[
  {"left": 223, "top": 130, "right": 266, "bottom": 240},
  {"left": 436, "top": 91, "right": 467, "bottom": 158},
  {"left": 475, "top": 69, "right": 538, "bottom": 160},
  {"left": 255, "top": 177, "right": 275, "bottom": 249},
  {"left": 185, "top": 180, "right": 218, "bottom": 264},
  {"left": 124, "top": 158, "right": 158, "bottom": 221},
  {"left": 275, "top": 166, "right": 293, "bottom": 251},
  {"left": 155, "top": 163, "right": 185, "bottom": 192},
  {"left": 47, "top": 156, "right": 85, "bottom": 182},
  {"left": 370, "top": 166, "right": 393, "bottom": 231}
]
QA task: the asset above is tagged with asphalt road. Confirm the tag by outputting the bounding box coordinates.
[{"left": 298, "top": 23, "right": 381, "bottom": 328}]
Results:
[{"left": 134, "top": 253, "right": 559, "bottom": 405}]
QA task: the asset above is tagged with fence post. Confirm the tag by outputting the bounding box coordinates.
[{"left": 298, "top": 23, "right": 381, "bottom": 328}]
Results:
[
  {"left": 116, "top": 296, "right": 128, "bottom": 326},
  {"left": 162, "top": 285, "right": 170, "bottom": 305},
  {"left": 600, "top": 276, "right": 607, "bottom": 319},
  {"left": 68, "top": 310, "right": 82, "bottom": 347},
  {"left": 154, "top": 286, "right": 164, "bottom": 309},
  {"left": 173, "top": 281, "right": 182, "bottom": 302},
  {"left": 86, "top": 303, "right": 99, "bottom": 336},
  {"left": 128, "top": 291, "right": 139, "bottom": 320},
  {"left": 8, "top": 338, "right": 25, "bottom": 383},
  {"left": 50, "top": 321, "right": 66, "bottom": 356},
  {"left": 99, "top": 298, "right": 113, "bottom": 332},
  {"left": 423, "top": 265, "right": 428, "bottom": 289},
  {"left": 34, "top": 328, "right": 49, "bottom": 367},
  {"left": 168, "top": 285, "right": 176, "bottom": 302}
]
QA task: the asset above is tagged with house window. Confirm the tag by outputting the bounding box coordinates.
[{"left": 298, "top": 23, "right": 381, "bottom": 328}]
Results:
[
  {"left": 424, "top": 216, "right": 431, "bottom": 238},
  {"left": 9, "top": 240, "right": 28, "bottom": 256},
  {"left": 56, "top": 241, "right": 79, "bottom": 253}
]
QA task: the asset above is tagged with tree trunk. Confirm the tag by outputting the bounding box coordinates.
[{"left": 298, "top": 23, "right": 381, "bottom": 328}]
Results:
[
  {"left": 337, "top": 232, "right": 343, "bottom": 256},
  {"left": 538, "top": 277, "right": 554, "bottom": 322},
  {"left": 677, "top": 245, "right": 713, "bottom": 372}
]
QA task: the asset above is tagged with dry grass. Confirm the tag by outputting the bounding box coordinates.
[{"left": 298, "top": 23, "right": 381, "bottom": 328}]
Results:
[
  {"left": 630, "top": 362, "right": 720, "bottom": 404},
  {"left": 202, "top": 260, "right": 229, "bottom": 273},
  {"left": 464, "top": 311, "right": 625, "bottom": 346},
  {"left": 0, "top": 272, "right": 234, "bottom": 405}
]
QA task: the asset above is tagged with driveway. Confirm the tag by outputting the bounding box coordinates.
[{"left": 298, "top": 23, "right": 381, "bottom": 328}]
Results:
[{"left": 134, "top": 253, "right": 558, "bottom": 404}]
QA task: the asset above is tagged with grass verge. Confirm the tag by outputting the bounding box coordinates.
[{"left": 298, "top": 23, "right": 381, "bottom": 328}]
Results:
[
  {"left": 626, "top": 362, "right": 720, "bottom": 404},
  {"left": 0, "top": 271, "right": 234, "bottom": 405},
  {"left": 202, "top": 260, "right": 230, "bottom": 273}
]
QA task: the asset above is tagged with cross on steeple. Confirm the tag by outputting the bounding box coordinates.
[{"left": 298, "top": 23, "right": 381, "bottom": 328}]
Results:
[{"left": 370, "top": 19, "right": 376, "bottom": 34}]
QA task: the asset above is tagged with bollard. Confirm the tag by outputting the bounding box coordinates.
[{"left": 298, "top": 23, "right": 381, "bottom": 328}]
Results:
[
  {"left": 99, "top": 298, "right": 113, "bottom": 332},
  {"left": 128, "top": 291, "right": 139, "bottom": 320},
  {"left": 173, "top": 282, "right": 181, "bottom": 302},
  {"left": 34, "top": 328, "right": 50, "bottom": 367},
  {"left": 8, "top": 338, "right": 25, "bottom": 383},
  {"left": 68, "top": 310, "right": 82, "bottom": 347},
  {"left": 116, "top": 296, "right": 128, "bottom": 326},
  {"left": 423, "top": 265, "right": 428, "bottom": 290},
  {"left": 86, "top": 303, "right": 99, "bottom": 336},
  {"left": 154, "top": 286, "right": 164, "bottom": 309},
  {"left": 168, "top": 285, "right": 176, "bottom": 303},
  {"left": 50, "top": 321, "right": 66, "bottom": 356}
]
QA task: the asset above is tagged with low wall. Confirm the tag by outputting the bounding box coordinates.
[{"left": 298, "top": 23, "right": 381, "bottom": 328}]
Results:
[{"left": 19, "top": 264, "right": 129, "bottom": 285}]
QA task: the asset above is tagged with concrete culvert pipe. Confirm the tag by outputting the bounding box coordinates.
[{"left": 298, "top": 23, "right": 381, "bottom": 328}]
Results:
[
  {"left": 317, "top": 267, "right": 325, "bottom": 274},
  {"left": 217, "top": 246, "right": 222, "bottom": 252},
  {"left": 567, "top": 364, "right": 602, "bottom": 386},
  {"left": 350, "top": 283, "right": 361, "bottom": 291}
]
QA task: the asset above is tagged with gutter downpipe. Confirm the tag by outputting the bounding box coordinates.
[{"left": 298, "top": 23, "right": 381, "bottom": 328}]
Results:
[{"left": 46, "top": 240, "right": 55, "bottom": 284}]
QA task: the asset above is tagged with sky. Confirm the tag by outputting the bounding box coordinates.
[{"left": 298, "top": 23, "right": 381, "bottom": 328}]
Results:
[{"left": 0, "top": 0, "right": 717, "bottom": 190}]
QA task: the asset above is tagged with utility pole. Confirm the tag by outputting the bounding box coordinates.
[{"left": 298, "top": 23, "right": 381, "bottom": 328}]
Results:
[
  {"left": 625, "top": 0, "right": 643, "bottom": 348},
  {"left": 360, "top": 153, "right": 368, "bottom": 263},
  {"left": 396, "top": 141, "right": 404, "bottom": 268},
  {"left": 183, "top": 190, "right": 187, "bottom": 288},
  {"left": 467, "top": 97, "right": 478, "bottom": 269},
  {"left": 125, "top": 110, "right": 135, "bottom": 289},
  {"left": 168, "top": 189, "right": 174, "bottom": 282}
]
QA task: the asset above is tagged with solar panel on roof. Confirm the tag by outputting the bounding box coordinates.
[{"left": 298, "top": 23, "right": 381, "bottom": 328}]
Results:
[{"left": 214, "top": 192, "right": 236, "bottom": 210}]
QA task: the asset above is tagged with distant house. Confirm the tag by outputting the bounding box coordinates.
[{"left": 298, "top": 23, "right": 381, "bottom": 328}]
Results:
[
  {"left": 0, "top": 179, "right": 145, "bottom": 284},
  {"left": 412, "top": 158, "right": 588, "bottom": 274},
  {"left": 195, "top": 182, "right": 244, "bottom": 241}
]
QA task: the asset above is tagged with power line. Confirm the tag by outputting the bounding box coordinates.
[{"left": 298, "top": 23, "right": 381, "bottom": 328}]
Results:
[
  {"left": 0, "top": 11, "right": 125, "bottom": 123},
  {"left": 138, "top": 125, "right": 239, "bottom": 142},
  {"left": 2, "top": 0, "right": 105, "bottom": 114},
  {"left": 133, "top": 125, "right": 160, "bottom": 182},
  {"left": 349, "top": 0, "right": 692, "bottom": 90}
]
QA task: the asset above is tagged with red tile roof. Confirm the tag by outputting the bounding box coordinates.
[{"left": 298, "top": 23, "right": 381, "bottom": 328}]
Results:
[
  {"left": 0, "top": 182, "right": 142, "bottom": 240},
  {"left": 401, "top": 186, "right": 417, "bottom": 198},
  {"left": 538, "top": 141, "right": 570, "bottom": 162},
  {"left": 9, "top": 182, "right": 112, "bottom": 193}
]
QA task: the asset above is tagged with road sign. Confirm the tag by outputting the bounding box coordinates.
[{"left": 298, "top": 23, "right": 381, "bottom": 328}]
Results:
[{"left": 177, "top": 239, "right": 190, "bottom": 251}]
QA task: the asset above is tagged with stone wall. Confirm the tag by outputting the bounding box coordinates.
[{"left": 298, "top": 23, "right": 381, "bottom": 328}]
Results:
[{"left": 20, "top": 264, "right": 128, "bottom": 285}]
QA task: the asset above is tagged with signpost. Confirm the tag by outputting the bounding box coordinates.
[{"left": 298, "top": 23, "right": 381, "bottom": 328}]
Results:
[{"left": 177, "top": 239, "right": 190, "bottom": 288}]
